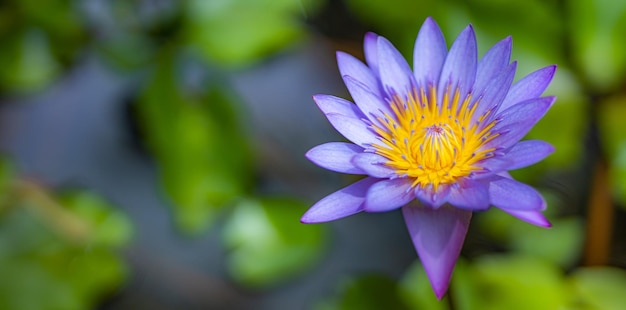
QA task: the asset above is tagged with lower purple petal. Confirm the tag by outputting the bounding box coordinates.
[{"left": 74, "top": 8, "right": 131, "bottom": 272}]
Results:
[
  {"left": 415, "top": 184, "right": 451, "bottom": 208},
  {"left": 402, "top": 203, "right": 472, "bottom": 299},
  {"left": 301, "top": 177, "right": 378, "bottom": 223},
  {"left": 489, "top": 176, "right": 546, "bottom": 211},
  {"left": 447, "top": 179, "right": 490, "bottom": 210},
  {"left": 364, "top": 178, "right": 414, "bottom": 212}
]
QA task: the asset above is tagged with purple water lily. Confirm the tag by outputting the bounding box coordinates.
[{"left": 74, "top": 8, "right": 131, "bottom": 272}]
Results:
[{"left": 302, "top": 17, "right": 556, "bottom": 299}]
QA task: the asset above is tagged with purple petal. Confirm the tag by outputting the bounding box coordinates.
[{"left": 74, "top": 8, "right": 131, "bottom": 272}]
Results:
[
  {"left": 343, "top": 75, "right": 392, "bottom": 121},
  {"left": 500, "top": 65, "right": 557, "bottom": 111},
  {"left": 313, "top": 94, "right": 365, "bottom": 120},
  {"left": 337, "top": 51, "right": 382, "bottom": 97},
  {"left": 501, "top": 140, "right": 555, "bottom": 170},
  {"left": 306, "top": 142, "right": 365, "bottom": 174},
  {"left": 301, "top": 177, "right": 378, "bottom": 223},
  {"left": 402, "top": 203, "right": 472, "bottom": 299},
  {"left": 364, "top": 178, "right": 414, "bottom": 212},
  {"left": 485, "top": 96, "right": 556, "bottom": 150},
  {"left": 499, "top": 209, "right": 552, "bottom": 227},
  {"left": 364, "top": 32, "right": 380, "bottom": 76},
  {"left": 473, "top": 36, "right": 512, "bottom": 93},
  {"left": 415, "top": 184, "right": 451, "bottom": 208},
  {"left": 448, "top": 179, "right": 490, "bottom": 210},
  {"left": 326, "top": 114, "right": 377, "bottom": 147},
  {"left": 472, "top": 61, "right": 517, "bottom": 124},
  {"left": 377, "top": 36, "right": 416, "bottom": 97},
  {"left": 489, "top": 176, "right": 546, "bottom": 211},
  {"left": 413, "top": 17, "right": 447, "bottom": 89},
  {"left": 438, "top": 25, "right": 477, "bottom": 102},
  {"left": 351, "top": 152, "right": 396, "bottom": 178}
]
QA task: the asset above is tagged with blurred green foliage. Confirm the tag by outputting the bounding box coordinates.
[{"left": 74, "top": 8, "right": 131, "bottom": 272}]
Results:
[
  {"left": 0, "top": 0, "right": 85, "bottom": 92},
  {"left": 477, "top": 206, "right": 584, "bottom": 269},
  {"left": 223, "top": 198, "right": 326, "bottom": 287},
  {"left": 184, "top": 0, "right": 322, "bottom": 67},
  {"left": 314, "top": 274, "right": 412, "bottom": 310},
  {"left": 136, "top": 48, "right": 253, "bottom": 233},
  {"left": 0, "top": 160, "right": 131, "bottom": 310},
  {"left": 569, "top": 0, "right": 626, "bottom": 92},
  {"left": 322, "top": 257, "right": 626, "bottom": 310}
]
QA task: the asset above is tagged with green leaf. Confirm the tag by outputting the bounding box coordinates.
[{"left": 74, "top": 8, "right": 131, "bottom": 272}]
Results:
[
  {"left": 222, "top": 198, "right": 326, "bottom": 288},
  {"left": 136, "top": 50, "right": 252, "bottom": 233},
  {"left": 568, "top": 267, "right": 626, "bottom": 310},
  {"left": 508, "top": 217, "right": 584, "bottom": 268},
  {"left": 477, "top": 207, "right": 583, "bottom": 269},
  {"left": 569, "top": 0, "right": 626, "bottom": 91},
  {"left": 0, "top": 192, "right": 129, "bottom": 310},
  {"left": 455, "top": 255, "right": 569, "bottom": 310},
  {"left": 57, "top": 191, "right": 133, "bottom": 247},
  {"left": 0, "top": 29, "right": 59, "bottom": 92},
  {"left": 184, "top": 0, "right": 321, "bottom": 67}
]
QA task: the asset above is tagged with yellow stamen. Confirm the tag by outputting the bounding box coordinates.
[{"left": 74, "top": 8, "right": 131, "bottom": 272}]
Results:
[{"left": 372, "top": 85, "right": 498, "bottom": 191}]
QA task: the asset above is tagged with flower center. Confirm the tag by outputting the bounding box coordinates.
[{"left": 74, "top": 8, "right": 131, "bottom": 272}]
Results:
[{"left": 372, "top": 86, "right": 498, "bottom": 190}]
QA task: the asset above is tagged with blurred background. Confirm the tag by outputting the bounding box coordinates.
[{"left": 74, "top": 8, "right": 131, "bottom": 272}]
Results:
[{"left": 0, "top": 0, "right": 625, "bottom": 309}]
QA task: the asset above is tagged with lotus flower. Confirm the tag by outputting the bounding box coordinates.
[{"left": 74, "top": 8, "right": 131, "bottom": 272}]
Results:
[{"left": 302, "top": 17, "right": 556, "bottom": 298}]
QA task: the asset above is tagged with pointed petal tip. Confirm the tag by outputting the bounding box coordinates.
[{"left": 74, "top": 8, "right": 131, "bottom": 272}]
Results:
[
  {"left": 452, "top": 24, "right": 477, "bottom": 45},
  {"left": 364, "top": 32, "right": 379, "bottom": 40},
  {"left": 300, "top": 212, "right": 318, "bottom": 224},
  {"left": 499, "top": 208, "right": 552, "bottom": 227},
  {"left": 300, "top": 213, "right": 332, "bottom": 224},
  {"left": 422, "top": 16, "right": 439, "bottom": 28},
  {"left": 541, "top": 64, "right": 558, "bottom": 81},
  {"left": 312, "top": 94, "right": 328, "bottom": 103},
  {"left": 543, "top": 64, "right": 558, "bottom": 81},
  {"left": 433, "top": 285, "right": 448, "bottom": 300},
  {"left": 335, "top": 50, "right": 346, "bottom": 60},
  {"left": 304, "top": 148, "right": 313, "bottom": 161}
]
